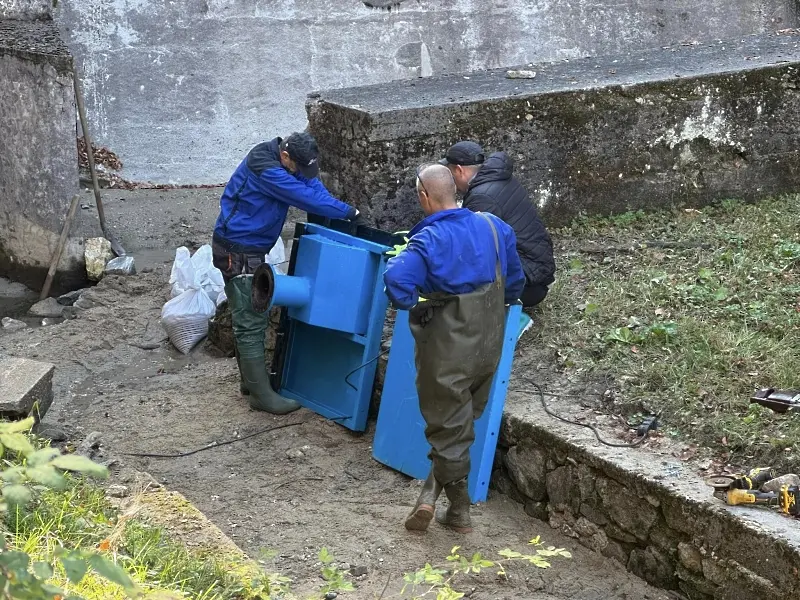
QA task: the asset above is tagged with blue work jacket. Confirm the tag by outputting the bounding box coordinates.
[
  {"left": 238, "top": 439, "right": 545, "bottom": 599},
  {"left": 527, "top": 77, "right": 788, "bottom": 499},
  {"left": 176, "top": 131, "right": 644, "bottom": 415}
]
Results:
[
  {"left": 213, "top": 138, "right": 356, "bottom": 253},
  {"left": 383, "top": 208, "right": 526, "bottom": 310}
]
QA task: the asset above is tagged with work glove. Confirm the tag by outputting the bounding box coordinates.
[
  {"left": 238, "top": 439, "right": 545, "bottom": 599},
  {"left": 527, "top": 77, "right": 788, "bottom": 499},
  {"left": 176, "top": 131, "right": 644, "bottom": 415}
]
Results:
[
  {"left": 409, "top": 297, "right": 440, "bottom": 328},
  {"left": 350, "top": 209, "right": 368, "bottom": 228}
]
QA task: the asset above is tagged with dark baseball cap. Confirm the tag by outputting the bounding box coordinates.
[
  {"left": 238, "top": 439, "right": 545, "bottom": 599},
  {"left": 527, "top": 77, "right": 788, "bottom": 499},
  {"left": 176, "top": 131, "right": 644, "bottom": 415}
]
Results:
[
  {"left": 281, "top": 132, "right": 320, "bottom": 179},
  {"left": 439, "top": 141, "right": 485, "bottom": 167}
]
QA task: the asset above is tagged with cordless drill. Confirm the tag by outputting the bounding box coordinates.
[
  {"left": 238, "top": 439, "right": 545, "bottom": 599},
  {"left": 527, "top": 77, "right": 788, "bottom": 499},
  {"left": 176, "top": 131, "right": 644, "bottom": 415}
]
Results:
[{"left": 723, "top": 485, "right": 800, "bottom": 517}]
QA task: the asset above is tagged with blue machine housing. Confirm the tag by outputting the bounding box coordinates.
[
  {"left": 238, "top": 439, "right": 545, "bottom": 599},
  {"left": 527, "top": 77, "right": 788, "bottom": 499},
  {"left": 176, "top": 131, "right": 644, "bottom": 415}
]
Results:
[
  {"left": 269, "top": 220, "right": 402, "bottom": 432},
  {"left": 372, "top": 304, "right": 523, "bottom": 503}
]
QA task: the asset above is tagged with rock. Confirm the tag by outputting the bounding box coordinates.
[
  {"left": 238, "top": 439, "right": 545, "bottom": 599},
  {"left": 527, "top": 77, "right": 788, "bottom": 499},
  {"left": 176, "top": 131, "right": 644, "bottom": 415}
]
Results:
[
  {"left": 0, "top": 277, "right": 35, "bottom": 298},
  {"left": 33, "top": 422, "right": 68, "bottom": 442},
  {"left": 596, "top": 477, "right": 659, "bottom": 540},
  {"left": 546, "top": 465, "right": 580, "bottom": 513},
  {"left": 0, "top": 357, "right": 55, "bottom": 419},
  {"left": 62, "top": 306, "right": 80, "bottom": 320},
  {"left": 524, "top": 499, "right": 549, "bottom": 521},
  {"left": 77, "top": 432, "right": 103, "bottom": 457},
  {"left": 106, "top": 484, "right": 130, "bottom": 498},
  {"left": 57, "top": 288, "right": 88, "bottom": 306},
  {"left": 504, "top": 445, "right": 547, "bottom": 501},
  {"left": 1, "top": 317, "right": 27, "bottom": 331},
  {"left": 628, "top": 546, "right": 677, "bottom": 589},
  {"left": 105, "top": 256, "right": 136, "bottom": 276},
  {"left": 285, "top": 448, "right": 304, "bottom": 459},
  {"left": 678, "top": 542, "right": 703, "bottom": 573},
  {"left": 762, "top": 473, "right": 800, "bottom": 493},
  {"left": 74, "top": 296, "right": 95, "bottom": 310},
  {"left": 349, "top": 565, "right": 368, "bottom": 577},
  {"left": 601, "top": 538, "right": 631, "bottom": 566},
  {"left": 28, "top": 297, "right": 64, "bottom": 318},
  {"left": 41, "top": 318, "right": 60, "bottom": 327},
  {"left": 85, "top": 237, "right": 114, "bottom": 281}
]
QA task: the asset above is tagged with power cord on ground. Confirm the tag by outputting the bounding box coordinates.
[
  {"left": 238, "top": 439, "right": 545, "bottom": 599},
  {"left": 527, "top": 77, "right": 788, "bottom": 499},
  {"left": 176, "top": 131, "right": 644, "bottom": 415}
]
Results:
[
  {"left": 123, "top": 420, "right": 305, "bottom": 458},
  {"left": 514, "top": 378, "right": 659, "bottom": 448}
]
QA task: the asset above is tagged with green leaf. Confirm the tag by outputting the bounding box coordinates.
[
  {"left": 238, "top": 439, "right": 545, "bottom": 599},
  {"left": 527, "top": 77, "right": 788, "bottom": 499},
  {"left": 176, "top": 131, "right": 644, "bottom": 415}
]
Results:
[
  {"left": 51, "top": 454, "right": 109, "bottom": 479},
  {"left": 26, "top": 465, "right": 68, "bottom": 490},
  {"left": 318, "top": 547, "right": 333, "bottom": 564},
  {"left": 583, "top": 302, "right": 600, "bottom": 316},
  {"left": 33, "top": 561, "right": 54, "bottom": 580},
  {"left": 27, "top": 447, "right": 61, "bottom": 467},
  {"left": 0, "top": 550, "right": 29, "bottom": 570},
  {"left": 0, "top": 417, "right": 35, "bottom": 434},
  {"left": 698, "top": 267, "right": 714, "bottom": 280},
  {"left": 0, "top": 433, "right": 35, "bottom": 456},
  {"left": 88, "top": 554, "right": 139, "bottom": 594},
  {"left": 60, "top": 557, "right": 88, "bottom": 584},
  {"left": 2, "top": 484, "right": 32, "bottom": 507},
  {"left": 713, "top": 287, "right": 729, "bottom": 301},
  {"left": 1, "top": 466, "right": 25, "bottom": 484}
]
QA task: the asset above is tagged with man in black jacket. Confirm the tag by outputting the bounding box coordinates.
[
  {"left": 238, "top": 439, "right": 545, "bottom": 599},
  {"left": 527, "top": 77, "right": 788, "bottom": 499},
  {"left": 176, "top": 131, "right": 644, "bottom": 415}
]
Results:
[{"left": 440, "top": 141, "right": 556, "bottom": 308}]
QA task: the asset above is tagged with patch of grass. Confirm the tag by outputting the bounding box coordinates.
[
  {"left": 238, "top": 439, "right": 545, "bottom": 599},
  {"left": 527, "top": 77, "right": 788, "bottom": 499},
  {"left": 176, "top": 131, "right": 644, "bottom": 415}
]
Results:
[
  {"left": 543, "top": 195, "right": 800, "bottom": 471},
  {"left": 4, "top": 454, "right": 267, "bottom": 599}
]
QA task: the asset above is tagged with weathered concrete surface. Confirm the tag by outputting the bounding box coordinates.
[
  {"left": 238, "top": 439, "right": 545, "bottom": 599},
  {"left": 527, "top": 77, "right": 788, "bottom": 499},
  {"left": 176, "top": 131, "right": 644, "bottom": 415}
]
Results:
[
  {"left": 308, "top": 31, "right": 800, "bottom": 231},
  {"left": 0, "top": 357, "right": 55, "bottom": 419},
  {"left": 55, "top": 0, "right": 796, "bottom": 184},
  {"left": 0, "top": 19, "right": 99, "bottom": 291},
  {"left": 0, "top": 0, "right": 52, "bottom": 20},
  {"left": 494, "top": 391, "right": 800, "bottom": 598}
]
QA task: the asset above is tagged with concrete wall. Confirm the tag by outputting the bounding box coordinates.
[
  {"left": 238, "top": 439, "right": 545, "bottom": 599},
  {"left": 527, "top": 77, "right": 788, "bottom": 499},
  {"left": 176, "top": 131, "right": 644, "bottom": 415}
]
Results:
[
  {"left": 306, "top": 31, "right": 800, "bottom": 232},
  {"left": 0, "top": 0, "right": 52, "bottom": 20},
  {"left": 0, "top": 18, "right": 98, "bottom": 291},
  {"left": 55, "top": 0, "right": 796, "bottom": 185}
]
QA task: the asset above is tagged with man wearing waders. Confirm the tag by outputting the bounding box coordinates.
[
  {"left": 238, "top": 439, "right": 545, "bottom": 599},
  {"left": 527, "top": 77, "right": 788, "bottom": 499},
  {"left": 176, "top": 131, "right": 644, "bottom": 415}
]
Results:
[
  {"left": 383, "top": 164, "right": 525, "bottom": 533},
  {"left": 212, "top": 132, "right": 361, "bottom": 415}
]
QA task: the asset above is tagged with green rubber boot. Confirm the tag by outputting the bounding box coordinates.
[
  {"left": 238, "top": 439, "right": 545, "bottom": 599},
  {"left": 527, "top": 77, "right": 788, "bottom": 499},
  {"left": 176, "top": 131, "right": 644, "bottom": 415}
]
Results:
[
  {"left": 227, "top": 276, "right": 300, "bottom": 415},
  {"left": 436, "top": 478, "right": 473, "bottom": 534},
  {"left": 404, "top": 471, "right": 442, "bottom": 532},
  {"left": 225, "top": 281, "right": 250, "bottom": 396}
]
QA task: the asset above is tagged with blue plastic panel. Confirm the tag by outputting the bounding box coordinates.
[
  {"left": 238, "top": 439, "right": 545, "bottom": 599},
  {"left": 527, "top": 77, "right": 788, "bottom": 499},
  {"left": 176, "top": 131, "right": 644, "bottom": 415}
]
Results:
[
  {"left": 276, "top": 223, "right": 391, "bottom": 432},
  {"left": 290, "top": 234, "right": 375, "bottom": 335},
  {"left": 372, "top": 304, "right": 522, "bottom": 503}
]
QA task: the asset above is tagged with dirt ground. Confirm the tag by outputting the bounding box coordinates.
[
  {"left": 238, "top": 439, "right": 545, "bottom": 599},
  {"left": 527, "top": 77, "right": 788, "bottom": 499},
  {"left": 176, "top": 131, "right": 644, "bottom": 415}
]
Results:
[{"left": 0, "top": 189, "right": 674, "bottom": 600}]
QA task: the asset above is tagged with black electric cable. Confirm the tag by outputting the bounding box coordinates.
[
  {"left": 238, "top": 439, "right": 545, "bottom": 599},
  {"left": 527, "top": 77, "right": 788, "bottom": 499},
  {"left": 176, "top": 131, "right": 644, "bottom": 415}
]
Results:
[
  {"left": 513, "top": 378, "right": 658, "bottom": 448},
  {"left": 123, "top": 420, "right": 305, "bottom": 458},
  {"left": 344, "top": 348, "right": 390, "bottom": 391}
]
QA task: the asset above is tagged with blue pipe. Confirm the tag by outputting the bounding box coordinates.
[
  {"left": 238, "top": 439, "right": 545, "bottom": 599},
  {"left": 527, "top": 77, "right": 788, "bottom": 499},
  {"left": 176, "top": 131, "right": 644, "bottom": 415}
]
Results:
[{"left": 272, "top": 272, "right": 311, "bottom": 308}]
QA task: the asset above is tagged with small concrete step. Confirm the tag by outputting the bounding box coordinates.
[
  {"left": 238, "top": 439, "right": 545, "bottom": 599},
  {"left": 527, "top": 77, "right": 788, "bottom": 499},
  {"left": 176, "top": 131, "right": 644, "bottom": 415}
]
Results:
[{"left": 0, "top": 357, "right": 55, "bottom": 419}]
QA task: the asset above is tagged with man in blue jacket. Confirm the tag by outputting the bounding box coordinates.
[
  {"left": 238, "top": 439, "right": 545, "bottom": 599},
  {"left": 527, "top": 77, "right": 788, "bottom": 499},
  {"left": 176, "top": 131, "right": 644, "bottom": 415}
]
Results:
[
  {"left": 384, "top": 164, "right": 524, "bottom": 534},
  {"left": 212, "top": 132, "right": 360, "bottom": 415}
]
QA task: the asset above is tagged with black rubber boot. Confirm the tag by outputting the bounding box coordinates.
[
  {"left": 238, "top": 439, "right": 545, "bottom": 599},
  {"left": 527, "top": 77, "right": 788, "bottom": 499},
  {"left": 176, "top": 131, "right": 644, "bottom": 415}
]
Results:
[
  {"left": 404, "top": 471, "right": 442, "bottom": 532},
  {"left": 228, "top": 277, "right": 299, "bottom": 415},
  {"left": 436, "top": 478, "right": 473, "bottom": 534}
]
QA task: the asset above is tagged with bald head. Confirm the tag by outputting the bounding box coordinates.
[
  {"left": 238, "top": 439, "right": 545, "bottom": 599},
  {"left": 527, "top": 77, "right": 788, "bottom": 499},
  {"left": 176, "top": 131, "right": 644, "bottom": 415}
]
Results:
[{"left": 416, "top": 164, "right": 457, "bottom": 215}]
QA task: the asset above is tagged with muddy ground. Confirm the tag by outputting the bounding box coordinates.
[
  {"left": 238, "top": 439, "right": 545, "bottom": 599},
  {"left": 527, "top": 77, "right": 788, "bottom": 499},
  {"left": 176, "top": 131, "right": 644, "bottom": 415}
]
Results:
[{"left": 0, "top": 189, "right": 674, "bottom": 600}]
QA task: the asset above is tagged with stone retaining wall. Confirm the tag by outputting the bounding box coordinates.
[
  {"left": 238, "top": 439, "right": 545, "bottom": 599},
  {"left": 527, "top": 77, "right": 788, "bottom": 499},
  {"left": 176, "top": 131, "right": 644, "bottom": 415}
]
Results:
[
  {"left": 307, "top": 31, "right": 800, "bottom": 232},
  {"left": 492, "top": 399, "right": 800, "bottom": 599},
  {"left": 0, "top": 18, "right": 98, "bottom": 291}
]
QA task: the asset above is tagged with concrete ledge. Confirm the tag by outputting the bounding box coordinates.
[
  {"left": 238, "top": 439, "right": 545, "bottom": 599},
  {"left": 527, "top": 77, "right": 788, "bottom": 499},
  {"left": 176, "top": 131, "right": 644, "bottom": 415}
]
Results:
[
  {"left": 493, "top": 394, "right": 800, "bottom": 598},
  {"left": 0, "top": 19, "right": 72, "bottom": 74},
  {"left": 0, "top": 357, "right": 55, "bottom": 419},
  {"left": 308, "top": 31, "right": 800, "bottom": 230}
]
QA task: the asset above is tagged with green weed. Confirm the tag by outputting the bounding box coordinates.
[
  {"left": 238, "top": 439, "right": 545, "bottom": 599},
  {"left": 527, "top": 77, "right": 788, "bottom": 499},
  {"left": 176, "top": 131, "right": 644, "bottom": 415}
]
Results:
[{"left": 543, "top": 195, "right": 800, "bottom": 471}]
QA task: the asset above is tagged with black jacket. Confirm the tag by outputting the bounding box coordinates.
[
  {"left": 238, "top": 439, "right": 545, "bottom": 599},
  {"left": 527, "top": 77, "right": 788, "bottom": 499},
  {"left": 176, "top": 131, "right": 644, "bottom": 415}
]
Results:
[{"left": 462, "top": 152, "right": 555, "bottom": 286}]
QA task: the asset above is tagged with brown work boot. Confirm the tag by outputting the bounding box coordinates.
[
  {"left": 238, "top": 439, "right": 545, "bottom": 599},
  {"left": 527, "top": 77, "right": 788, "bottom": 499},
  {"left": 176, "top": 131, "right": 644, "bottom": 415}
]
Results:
[
  {"left": 404, "top": 472, "right": 442, "bottom": 531},
  {"left": 436, "top": 478, "right": 473, "bottom": 534}
]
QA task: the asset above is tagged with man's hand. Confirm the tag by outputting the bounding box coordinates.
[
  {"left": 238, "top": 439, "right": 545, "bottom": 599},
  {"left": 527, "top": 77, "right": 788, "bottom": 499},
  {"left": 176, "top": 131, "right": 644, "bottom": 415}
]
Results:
[{"left": 351, "top": 209, "right": 368, "bottom": 227}]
